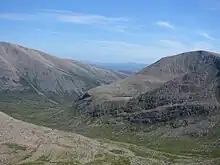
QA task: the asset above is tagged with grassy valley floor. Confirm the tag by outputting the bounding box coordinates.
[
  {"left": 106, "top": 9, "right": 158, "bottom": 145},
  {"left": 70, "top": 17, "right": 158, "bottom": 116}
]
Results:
[{"left": 1, "top": 92, "right": 220, "bottom": 164}]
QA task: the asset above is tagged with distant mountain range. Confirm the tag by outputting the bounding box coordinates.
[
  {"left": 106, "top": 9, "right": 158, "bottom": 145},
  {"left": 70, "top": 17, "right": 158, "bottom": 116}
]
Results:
[{"left": 87, "top": 62, "right": 147, "bottom": 73}]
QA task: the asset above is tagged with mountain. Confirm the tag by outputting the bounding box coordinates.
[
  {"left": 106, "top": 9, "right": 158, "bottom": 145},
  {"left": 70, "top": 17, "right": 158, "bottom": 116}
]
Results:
[
  {"left": 0, "top": 42, "right": 129, "bottom": 102},
  {"left": 76, "top": 51, "right": 209, "bottom": 107},
  {"left": 1, "top": 49, "right": 220, "bottom": 164},
  {"left": 76, "top": 50, "right": 220, "bottom": 104},
  {"left": 75, "top": 50, "right": 220, "bottom": 135},
  {"left": 88, "top": 62, "right": 147, "bottom": 73}
]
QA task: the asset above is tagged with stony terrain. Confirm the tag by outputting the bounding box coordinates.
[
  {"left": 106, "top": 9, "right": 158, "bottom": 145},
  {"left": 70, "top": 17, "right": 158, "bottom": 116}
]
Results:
[
  {"left": 0, "top": 111, "right": 137, "bottom": 165},
  {"left": 75, "top": 51, "right": 220, "bottom": 137},
  {"left": 122, "top": 51, "right": 220, "bottom": 133},
  {"left": 1, "top": 111, "right": 220, "bottom": 165},
  {"left": 0, "top": 42, "right": 128, "bottom": 102},
  {"left": 0, "top": 112, "right": 101, "bottom": 164}
]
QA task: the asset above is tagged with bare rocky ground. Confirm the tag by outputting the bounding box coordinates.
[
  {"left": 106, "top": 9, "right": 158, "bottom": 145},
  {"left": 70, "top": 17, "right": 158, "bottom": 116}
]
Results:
[
  {"left": 0, "top": 111, "right": 133, "bottom": 165},
  {"left": 1, "top": 111, "right": 219, "bottom": 165}
]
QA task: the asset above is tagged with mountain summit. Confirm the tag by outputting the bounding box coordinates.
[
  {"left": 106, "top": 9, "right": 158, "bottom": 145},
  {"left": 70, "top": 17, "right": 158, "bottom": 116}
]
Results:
[
  {"left": 75, "top": 50, "right": 220, "bottom": 136},
  {"left": 77, "top": 50, "right": 220, "bottom": 103}
]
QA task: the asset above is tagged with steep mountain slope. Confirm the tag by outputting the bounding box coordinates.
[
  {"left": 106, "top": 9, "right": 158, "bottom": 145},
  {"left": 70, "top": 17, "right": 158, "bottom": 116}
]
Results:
[
  {"left": 75, "top": 51, "right": 220, "bottom": 135},
  {"left": 76, "top": 51, "right": 219, "bottom": 109},
  {"left": 78, "top": 51, "right": 218, "bottom": 105},
  {"left": 0, "top": 42, "right": 128, "bottom": 101},
  {"left": 124, "top": 50, "right": 220, "bottom": 113}
]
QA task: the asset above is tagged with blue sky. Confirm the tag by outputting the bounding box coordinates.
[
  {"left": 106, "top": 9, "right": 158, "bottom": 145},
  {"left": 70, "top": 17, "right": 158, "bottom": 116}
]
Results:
[{"left": 0, "top": 0, "right": 220, "bottom": 63}]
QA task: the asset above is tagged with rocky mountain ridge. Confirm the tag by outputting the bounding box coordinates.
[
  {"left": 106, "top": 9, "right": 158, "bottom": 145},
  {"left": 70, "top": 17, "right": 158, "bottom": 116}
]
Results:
[
  {"left": 75, "top": 50, "right": 220, "bottom": 137},
  {"left": 83, "top": 51, "right": 220, "bottom": 102}
]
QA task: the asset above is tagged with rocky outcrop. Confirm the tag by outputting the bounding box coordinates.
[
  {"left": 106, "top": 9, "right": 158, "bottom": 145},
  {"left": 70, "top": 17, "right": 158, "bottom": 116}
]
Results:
[{"left": 127, "top": 103, "right": 216, "bottom": 124}]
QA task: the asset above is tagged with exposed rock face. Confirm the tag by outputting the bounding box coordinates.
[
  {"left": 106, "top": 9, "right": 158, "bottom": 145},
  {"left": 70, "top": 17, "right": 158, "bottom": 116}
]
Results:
[
  {"left": 75, "top": 51, "right": 220, "bottom": 135},
  {"left": 0, "top": 42, "right": 129, "bottom": 100},
  {"left": 124, "top": 51, "right": 220, "bottom": 114}
]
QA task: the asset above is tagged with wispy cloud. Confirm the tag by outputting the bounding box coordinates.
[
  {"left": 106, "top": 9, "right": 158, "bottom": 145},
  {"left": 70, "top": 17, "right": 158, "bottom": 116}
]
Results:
[
  {"left": 34, "top": 29, "right": 60, "bottom": 35},
  {"left": 45, "top": 10, "right": 129, "bottom": 32},
  {"left": 0, "top": 12, "right": 42, "bottom": 21},
  {"left": 68, "top": 40, "right": 161, "bottom": 62},
  {"left": 192, "top": 41, "right": 215, "bottom": 50},
  {"left": 197, "top": 31, "right": 215, "bottom": 40},
  {"left": 68, "top": 40, "right": 205, "bottom": 63},
  {"left": 159, "top": 40, "right": 186, "bottom": 49},
  {"left": 0, "top": 10, "right": 129, "bottom": 33},
  {"left": 156, "top": 21, "right": 175, "bottom": 29},
  {"left": 207, "top": 0, "right": 220, "bottom": 11},
  {"left": 1, "top": 10, "right": 220, "bottom": 63},
  {"left": 0, "top": 13, "right": 27, "bottom": 21},
  {"left": 159, "top": 38, "right": 218, "bottom": 53},
  {"left": 47, "top": 10, "right": 128, "bottom": 25}
]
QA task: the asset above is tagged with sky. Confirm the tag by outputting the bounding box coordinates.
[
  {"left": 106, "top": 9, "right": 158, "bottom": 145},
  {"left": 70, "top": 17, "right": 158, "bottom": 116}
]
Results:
[{"left": 0, "top": 0, "right": 220, "bottom": 63}]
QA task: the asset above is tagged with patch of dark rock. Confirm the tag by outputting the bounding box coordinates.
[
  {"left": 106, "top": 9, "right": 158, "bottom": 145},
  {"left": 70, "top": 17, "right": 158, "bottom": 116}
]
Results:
[
  {"left": 170, "top": 120, "right": 188, "bottom": 128},
  {"left": 110, "top": 149, "right": 126, "bottom": 154},
  {"left": 128, "top": 104, "right": 215, "bottom": 125},
  {"left": 78, "top": 92, "right": 91, "bottom": 100}
]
